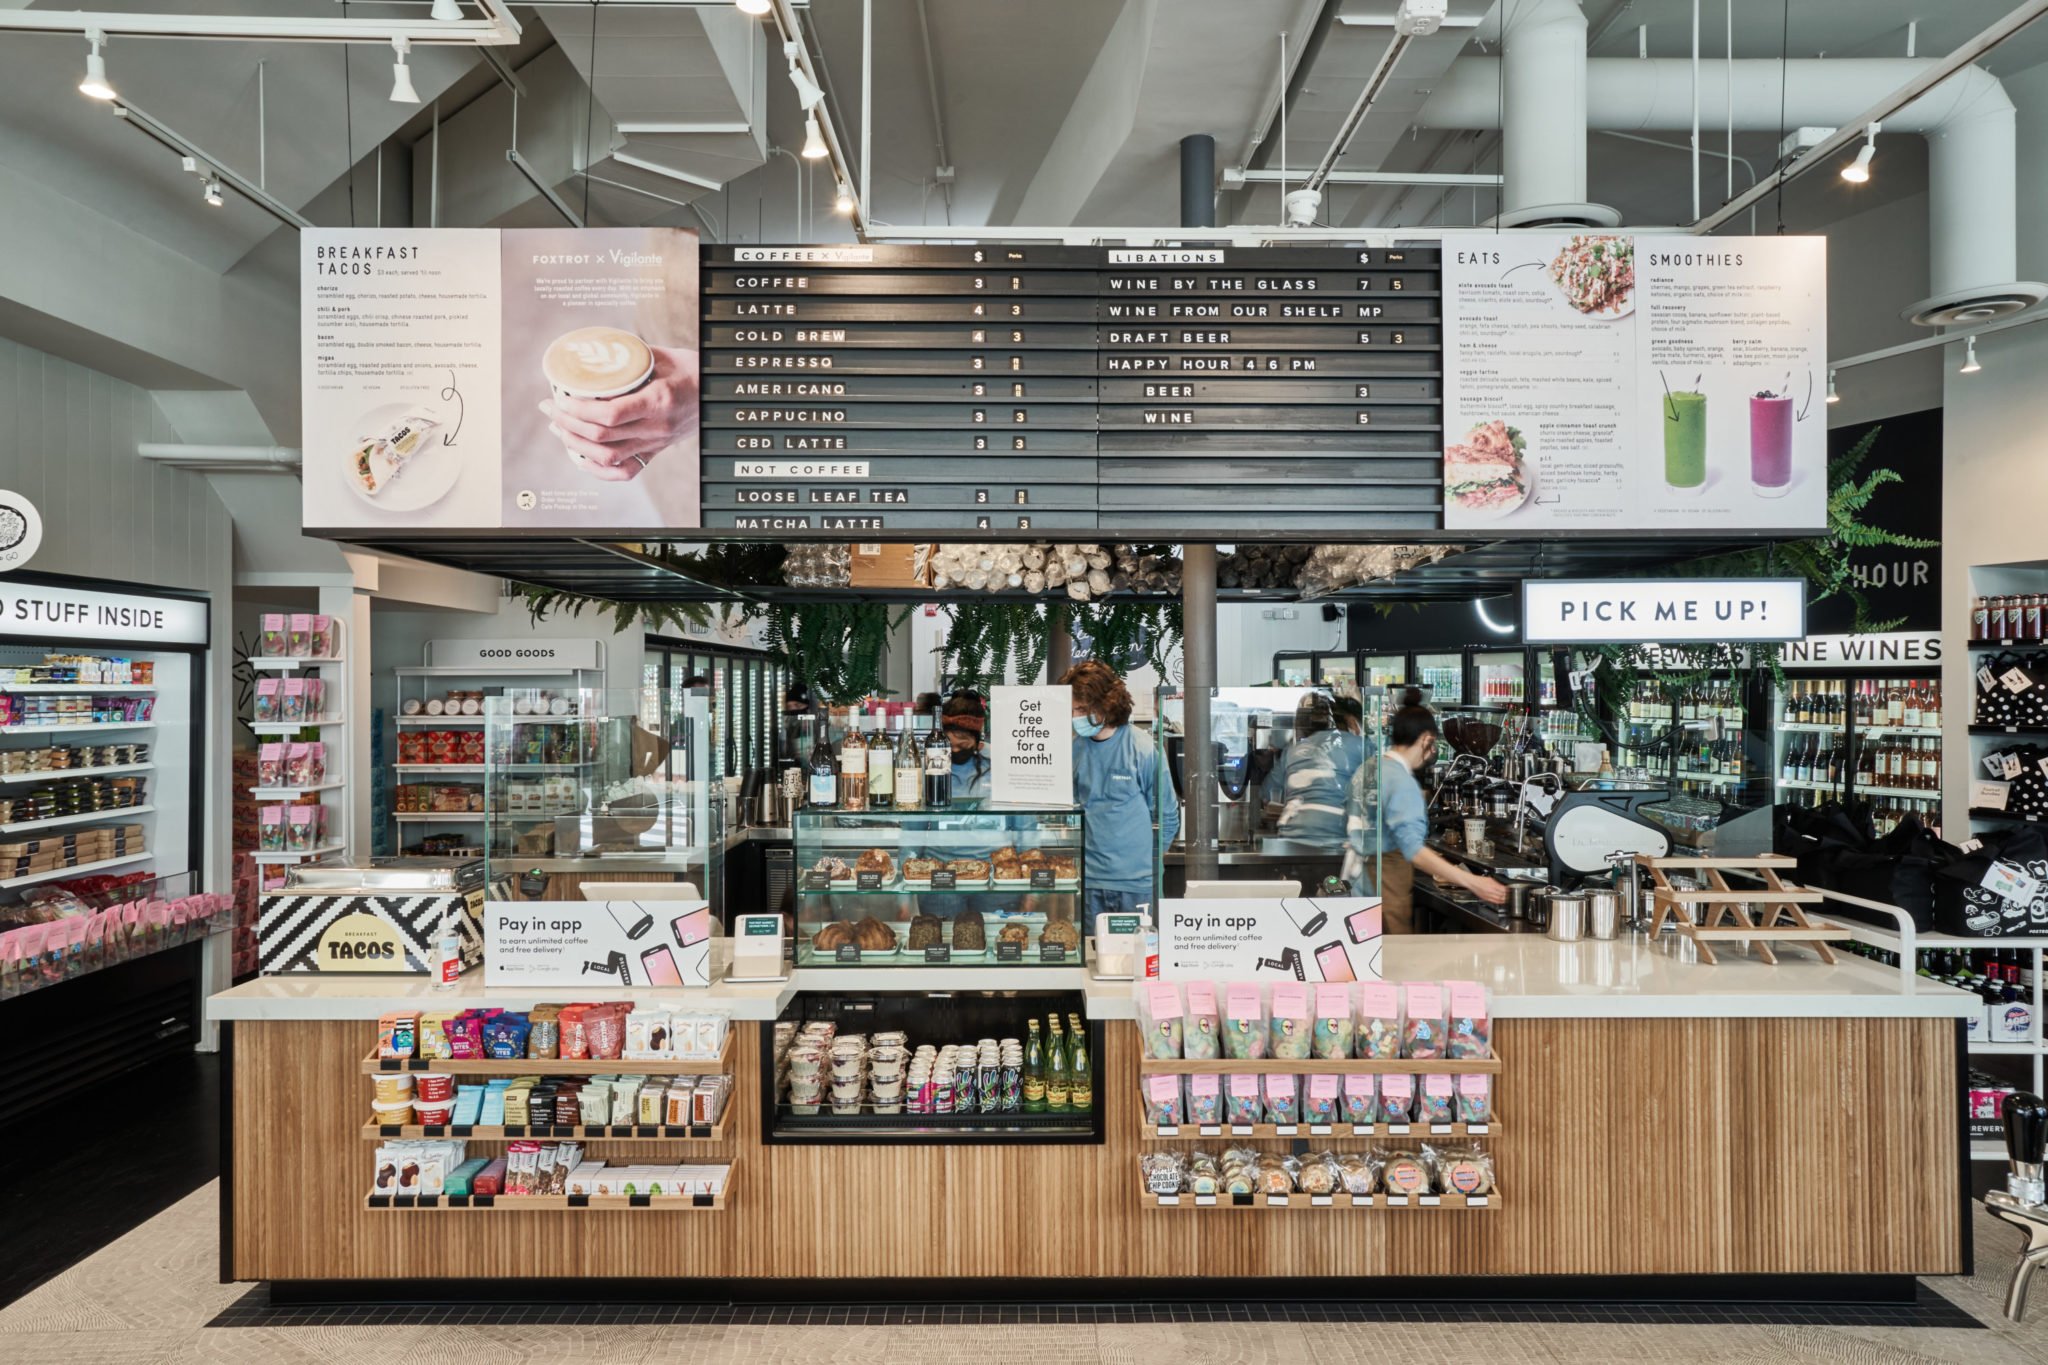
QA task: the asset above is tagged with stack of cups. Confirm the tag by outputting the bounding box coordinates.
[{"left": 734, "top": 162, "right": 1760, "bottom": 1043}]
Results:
[
  {"left": 869, "top": 1044, "right": 906, "bottom": 1113},
  {"left": 907, "top": 1046, "right": 938, "bottom": 1114},
  {"left": 787, "top": 1044, "right": 824, "bottom": 1113}
]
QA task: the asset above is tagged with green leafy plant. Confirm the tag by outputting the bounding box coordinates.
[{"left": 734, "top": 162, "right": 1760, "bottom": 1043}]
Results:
[
  {"left": 756, "top": 601, "right": 908, "bottom": 702},
  {"left": 515, "top": 585, "right": 717, "bottom": 639},
  {"left": 1070, "top": 599, "right": 1184, "bottom": 677},
  {"left": 937, "top": 600, "right": 1052, "bottom": 692}
]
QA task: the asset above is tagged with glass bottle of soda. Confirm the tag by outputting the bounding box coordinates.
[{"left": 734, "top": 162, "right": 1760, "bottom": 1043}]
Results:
[
  {"left": 1066, "top": 1012, "right": 1092, "bottom": 1114},
  {"left": 1022, "top": 1019, "right": 1046, "bottom": 1112},
  {"left": 1045, "top": 1015, "right": 1070, "bottom": 1111}
]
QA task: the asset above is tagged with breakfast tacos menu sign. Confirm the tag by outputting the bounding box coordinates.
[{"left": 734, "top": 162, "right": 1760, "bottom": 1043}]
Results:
[
  {"left": 1440, "top": 234, "right": 1825, "bottom": 533},
  {"left": 301, "top": 227, "right": 699, "bottom": 533}
]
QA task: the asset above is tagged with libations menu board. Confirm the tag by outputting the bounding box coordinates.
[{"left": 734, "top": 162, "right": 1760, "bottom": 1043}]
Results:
[
  {"left": 300, "top": 227, "right": 700, "bottom": 533},
  {"left": 700, "top": 244, "right": 1444, "bottom": 533},
  {"left": 1439, "top": 234, "right": 1826, "bottom": 532}
]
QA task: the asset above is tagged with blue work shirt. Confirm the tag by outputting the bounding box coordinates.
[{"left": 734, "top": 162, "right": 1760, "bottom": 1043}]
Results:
[
  {"left": 1350, "top": 754, "right": 1427, "bottom": 862},
  {"left": 1073, "top": 724, "right": 1176, "bottom": 894},
  {"left": 1263, "top": 729, "right": 1364, "bottom": 845}
]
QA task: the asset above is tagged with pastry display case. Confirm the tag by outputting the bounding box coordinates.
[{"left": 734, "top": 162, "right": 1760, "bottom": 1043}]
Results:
[{"left": 791, "top": 805, "right": 1084, "bottom": 967}]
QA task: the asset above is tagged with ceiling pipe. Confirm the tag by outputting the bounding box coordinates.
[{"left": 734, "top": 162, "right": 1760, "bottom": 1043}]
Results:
[
  {"left": 0, "top": 2, "right": 518, "bottom": 45},
  {"left": 1417, "top": 55, "right": 2046, "bottom": 324},
  {"left": 770, "top": 0, "right": 865, "bottom": 238},
  {"left": 138, "top": 444, "right": 302, "bottom": 471},
  {"left": 1496, "top": 0, "right": 1614, "bottom": 227},
  {"left": 913, "top": 0, "right": 953, "bottom": 222},
  {"left": 1302, "top": 30, "right": 1414, "bottom": 194}
]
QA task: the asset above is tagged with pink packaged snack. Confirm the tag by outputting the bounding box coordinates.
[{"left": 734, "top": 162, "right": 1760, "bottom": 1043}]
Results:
[
  {"left": 1225, "top": 1074, "right": 1262, "bottom": 1126},
  {"left": 1143, "top": 1074, "right": 1185, "bottom": 1127},
  {"left": 1446, "top": 980, "right": 1491, "bottom": 1059},
  {"left": 303, "top": 677, "right": 327, "bottom": 719},
  {"left": 1379, "top": 1073, "right": 1415, "bottom": 1124},
  {"left": 1183, "top": 981, "right": 1222, "bottom": 1061},
  {"left": 1223, "top": 983, "right": 1267, "bottom": 1060},
  {"left": 253, "top": 678, "right": 280, "bottom": 723},
  {"left": 260, "top": 613, "right": 287, "bottom": 656},
  {"left": 1187, "top": 1073, "right": 1224, "bottom": 1126},
  {"left": 280, "top": 678, "right": 307, "bottom": 723},
  {"left": 287, "top": 807, "right": 316, "bottom": 852},
  {"left": 258, "top": 806, "right": 286, "bottom": 851},
  {"left": 256, "top": 743, "right": 284, "bottom": 788},
  {"left": 1261, "top": 1073, "right": 1299, "bottom": 1125},
  {"left": 1303, "top": 1074, "right": 1341, "bottom": 1126},
  {"left": 288, "top": 614, "right": 313, "bottom": 656},
  {"left": 1402, "top": 982, "right": 1446, "bottom": 1059},
  {"left": 1342, "top": 1073, "right": 1377, "bottom": 1126},
  {"left": 1269, "top": 982, "right": 1312, "bottom": 1059},
  {"left": 286, "top": 743, "right": 313, "bottom": 786},
  {"left": 1456, "top": 1075, "right": 1492, "bottom": 1125},
  {"left": 1358, "top": 981, "right": 1401, "bottom": 1058},
  {"left": 1418, "top": 1073, "right": 1456, "bottom": 1124},
  {"left": 311, "top": 614, "right": 336, "bottom": 659},
  {"left": 306, "top": 742, "right": 327, "bottom": 784}
]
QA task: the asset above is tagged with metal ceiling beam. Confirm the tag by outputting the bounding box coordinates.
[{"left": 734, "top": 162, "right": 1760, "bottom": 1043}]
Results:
[
  {"left": 109, "top": 99, "right": 312, "bottom": 228},
  {"left": 0, "top": 2, "right": 520, "bottom": 45}
]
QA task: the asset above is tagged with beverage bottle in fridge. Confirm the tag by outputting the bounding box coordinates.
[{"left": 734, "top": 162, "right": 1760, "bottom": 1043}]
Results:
[
  {"left": 1066, "top": 1013, "right": 1093, "bottom": 1114},
  {"left": 1045, "top": 1017, "right": 1071, "bottom": 1111},
  {"left": 1022, "top": 1020, "right": 1047, "bottom": 1112}
]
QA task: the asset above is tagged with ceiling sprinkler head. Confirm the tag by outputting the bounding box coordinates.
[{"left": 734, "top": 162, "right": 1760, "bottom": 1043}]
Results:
[{"left": 1283, "top": 187, "right": 1321, "bottom": 228}]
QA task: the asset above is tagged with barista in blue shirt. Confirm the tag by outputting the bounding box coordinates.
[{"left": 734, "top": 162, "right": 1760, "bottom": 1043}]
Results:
[
  {"left": 1063, "top": 660, "right": 1178, "bottom": 934},
  {"left": 1262, "top": 693, "right": 1364, "bottom": 847},
  {"left": 1347, "top": 704, "right": 1505, "bottom": 933}
]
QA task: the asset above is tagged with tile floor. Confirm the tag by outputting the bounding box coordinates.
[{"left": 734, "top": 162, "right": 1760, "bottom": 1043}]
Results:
[{"left": 5, "top": 1182, "right": 2048, "bottom": 1363}]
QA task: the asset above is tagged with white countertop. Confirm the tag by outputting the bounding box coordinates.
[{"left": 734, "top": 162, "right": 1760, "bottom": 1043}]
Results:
[{"left": 206, "top": 932, "right": 1972, "bottom": 1024}]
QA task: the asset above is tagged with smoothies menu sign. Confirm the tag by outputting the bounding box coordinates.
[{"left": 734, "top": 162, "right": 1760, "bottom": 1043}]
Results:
[
  {"left": 1440, "top": 235, "right": 1826, "bottom": 533},
  {"left": 300, "top": 227, "right": 700, "bottom": 533}
]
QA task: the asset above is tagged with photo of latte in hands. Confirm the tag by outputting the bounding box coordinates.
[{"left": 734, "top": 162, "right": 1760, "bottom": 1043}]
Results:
[{"left": 538, "top": 328, "right": 700, "bottom": 483}]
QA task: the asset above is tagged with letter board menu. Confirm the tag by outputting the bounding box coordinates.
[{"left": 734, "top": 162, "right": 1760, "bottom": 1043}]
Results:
[{"left": 700, "top": 244, "right": 1443, "bottom": 534}]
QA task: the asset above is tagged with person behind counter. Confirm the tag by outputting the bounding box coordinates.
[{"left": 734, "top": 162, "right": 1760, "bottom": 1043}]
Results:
[
  {"left": 1353, "top": 704, "right": 1506, "bottom": 932},
  {"left": 940, "top": 691, "right": 993, "bottom": 801},
  {"left": 1062, "top": 660, "right": 1177, "bottom": 934},
  {"left": 1262, "top": 693, "right": 1364, "bottom": 847}
]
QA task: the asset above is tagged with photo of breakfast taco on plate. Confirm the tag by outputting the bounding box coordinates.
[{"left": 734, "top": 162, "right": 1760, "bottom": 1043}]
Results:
[{"left": 1443, "top": 419, "right": 1531, "bottom": 518}]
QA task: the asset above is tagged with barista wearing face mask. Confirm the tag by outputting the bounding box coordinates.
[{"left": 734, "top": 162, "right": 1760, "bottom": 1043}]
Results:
[
  {"left": 1352, "top": 704, "right": 1506, "bottom": 932},
  {"left": 1062, "top": 660, "right": 1177, "bottom": 935}
]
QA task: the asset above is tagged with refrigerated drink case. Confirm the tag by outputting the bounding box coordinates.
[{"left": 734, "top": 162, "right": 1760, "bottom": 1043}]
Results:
[{"left": 1772, "top": 675, "right": 1944, "bottom": 834}]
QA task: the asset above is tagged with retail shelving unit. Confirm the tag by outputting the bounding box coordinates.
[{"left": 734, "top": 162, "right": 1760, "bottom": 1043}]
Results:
[{"left": 247, "top": 620, "right": 351, "bottom": 882}]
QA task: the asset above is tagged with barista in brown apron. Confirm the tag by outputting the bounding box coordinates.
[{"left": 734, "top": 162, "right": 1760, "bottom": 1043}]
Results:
[{"left": 1349, "top": 706, "right": 1505, "bottom": 930}]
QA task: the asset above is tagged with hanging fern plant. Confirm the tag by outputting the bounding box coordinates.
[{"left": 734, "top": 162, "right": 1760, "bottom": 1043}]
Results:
[
  {"left": 515, "top": 585, "right": 717, "bottom": 639},
  {"left": 1069, "top": 600, "right": 1184, "bottom": 678},
  {"left": 757, "top": 601, "right": 908, "bottom": 702},
  {"left": 938, "top": 601, "right": 1051, "bottom": 692}
]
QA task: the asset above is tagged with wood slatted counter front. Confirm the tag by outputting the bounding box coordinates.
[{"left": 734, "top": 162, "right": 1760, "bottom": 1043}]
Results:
[{"left": 210, "top": 938, "right": 1973, "bottom": 1290}]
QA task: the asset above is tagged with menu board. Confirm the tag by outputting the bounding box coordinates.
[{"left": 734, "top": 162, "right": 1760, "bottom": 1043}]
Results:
[
  {"left": 699, "top": 244, "right": 1444, "bottom": 534},
  {"left": 1439, "top": 234, "right": 1826, "bottom": 531}
]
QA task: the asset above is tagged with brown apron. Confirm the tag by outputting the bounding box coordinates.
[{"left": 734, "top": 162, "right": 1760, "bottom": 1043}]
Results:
[{"left": 1378, "top": 851, "right": 1416, "bottom": 935}]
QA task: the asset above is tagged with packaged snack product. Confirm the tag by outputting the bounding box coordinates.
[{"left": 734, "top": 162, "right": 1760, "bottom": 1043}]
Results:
[
  {"left": 1259, "top": 1157, "right": 1297, "bottom": 1195},
  {"left": 1261, "top": 1072, "right": 1299, "bottom": 1125},
  {"left": 1141, "top": 982, "right": 1184, "bottom": 1060},
  {"left": 1456, "top": 1074, "right": 1492, "bottom": 1125},
  {"left": 1379, "top": 1072, "right": 1415, "bottom": 1124},
  {"left": 1269, "top": 982, "right": 1312, "bottom": 1059},
  {"left": 1303, "top": 1073, "right": 1341, "bottom": 1125},
  {"left": 280, "top": 677, "right": 306, "bottom": 723},
  {"left": 311, "top": 614, "right": 335, "bottom": 659},
  {"left": 1342, "top": 1073, "right": 1377, "bottom": 1126},
  {"left": 1358, "top": 981, "right": 1400, "bottom": 1058},
  {"left": 1225, "top": 1074, "right": 1261, "bottom": 1126},
  {"left": 304, "top": 677, "right": 327, "bottom": 720},
  {"left": 1418, "top": 1073, "right": 1456, "bottom": 1124},
  {"left": 286, "top": 743, "right": 312, "bottom": 787},
  {"left": 258, "top": 806, "right": 285, "bottom": 851},
  {"left": 1186, "top": 1151, "right": 1221, "bottom": 1196},
  {"left": 1380, "top": 1151, "right": 1430, "bottom": 1196},
  {"left": 260, "top": 613, "right": 287, "bottom": 657},
  {"left": 1143, "top": 1073, "right": 1185, "bottom": 1127},
  {"left": 1139, "top": 1151, "right": 1187, "bottom": 1196},
  {"left": 1433, "top": 1144, "right": 1496, "bottom": 1196},
  {"left": 1223, "top": 983, "right": 1267, "bottom": 1060},
  {"left": 288, "top": 614, "right": 313, "bottom": 657},
  {"left": 1296, "top": 1150, "right": 1342, "bottom": 1196},
  {"left": 1220, "top": 1148, "right": 1258, "bottom": 1195},
  {"left": 1312, "top": 982, "right": 1354, "bottom": 1060},
  {"left": 1402, "top": 982, "right": 1446, "bottom": 1059},
  {"left": 286, "top": 807, "right": 315, "bottom": 852},
  {"left": 1187, "top": 1073, "right": 1223, "bottom": 1125},
  {"left": 256, "top": 743, "right": 283, "bottom": 788},
  {"left": 1336, "top": 1150, "right": 1377, "bottom": 1195},
  {"left": 378, "top": 1012, "right": 418, "bottom": 1059},
  {"left": 1446, "top": 979, "right": 1492, "bottom": 1059},
  {"left": 1172, "top": 983, "right": 1217, "bottom": 1064},
  {"left": 253, "top": 678, "right": 280, "bottom": 723}
]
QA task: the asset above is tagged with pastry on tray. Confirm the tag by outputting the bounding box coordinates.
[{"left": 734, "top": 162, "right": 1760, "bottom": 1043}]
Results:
[
  {"left": 811, "top": 921, "right": 855, "bottom": 951},
  {"left": 945, "top": 858, "right": 990, "bottom": 881},
  {"left": 906, "top": 914, "right": 944, "bottom": 950},
  {"left": 810, "top": 856, "right": 854, "bottom": 883},
  {"left": 853, "top": 915, "right": 898, "bottom": 952},
  {"left": 1041, "top": 918, "right": 1081, "bottom": 952},
  {"left": 901, "top": 857, "right": 943, "bottom": 882},
  {"left": 1018, "top": 848, "right": 1052, "bottom": 868},
  {"left": 991, "top": 848, "right": 1027, "bottom": 877},
  {"left": 855, "top": 848, "right": 895, "bottom": 878},
  {"left": 997, "top": 922, "right": 1030, "bottom": 946},
  {"left": 1047, "top": 854, "right": 1080, "bottom": 880},
  {"left": 952, "top": 909, "right": 987, "bottom": 952}
]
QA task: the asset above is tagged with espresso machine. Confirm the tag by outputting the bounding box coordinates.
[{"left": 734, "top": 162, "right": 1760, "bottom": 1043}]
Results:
[{"left": 1987, "top": 1090, "right": 2048, "bottom": 1321}]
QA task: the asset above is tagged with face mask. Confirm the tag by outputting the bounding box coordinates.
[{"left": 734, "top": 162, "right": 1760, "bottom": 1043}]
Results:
[{"left": 1073, "top": 716, "right": 1102, "bottom": 739}]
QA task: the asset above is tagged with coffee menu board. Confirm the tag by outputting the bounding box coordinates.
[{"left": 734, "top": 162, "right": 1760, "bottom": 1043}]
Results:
[{"left": 700, "top": 244, "right": 1445, "bottom": 533}]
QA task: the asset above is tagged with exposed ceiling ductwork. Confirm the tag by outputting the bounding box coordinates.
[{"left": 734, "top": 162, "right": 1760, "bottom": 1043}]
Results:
[{"left": 1418, "top": 52, "right": 2046, "bottom": 326}]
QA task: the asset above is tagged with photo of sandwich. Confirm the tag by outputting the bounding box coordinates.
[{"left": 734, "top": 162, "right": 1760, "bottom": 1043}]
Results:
[
  {"left": 342, "top": 401, "right": 458, "bottom": 512},
  {"left": 1548, "top": 234, "right": 1634, "bottom": 316},
  {"left": 1444, "top": 419, "right": 1531, "bottom": 520}
]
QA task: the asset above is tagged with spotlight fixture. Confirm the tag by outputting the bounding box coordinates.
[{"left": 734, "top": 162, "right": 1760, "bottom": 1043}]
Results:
[
  {"left": 801, "top": 113, "right": 828, "bottom": 159},
  {"left": 389, "top": 36, "right": 420, "bottom": 104},
  {"left": 784, "top": 42, "right": 825, "bottom": 111},
  {"left": 1840, "top": 122, "right": 1879, "bottom": 184},
  {"left": 1961, "top": 335, "right": 1982, "bottom": 374},
  {"left": 203, "top": 177, "right": 224, "bottom": 208},
  {"left": 736, "top": 0, "right": 771, "bottom": 14},
  {"left": 78, "top": 30, "right": 115, "bottom": 101},
  {"left": 833, "top": 180, "right": 854, "bottom": 214},
  {"left": 430, "top": 0, "right": 463, "bottom": 20},
  {"left": 1825, "top": 369, "right": 1840, "bottom": 404}
]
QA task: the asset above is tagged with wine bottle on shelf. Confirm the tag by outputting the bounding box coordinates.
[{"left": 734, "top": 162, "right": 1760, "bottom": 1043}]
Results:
[
  {"left": 808, "top": 720, "right": 838, "bottom": 809},
  {"left": 868, "top": 717, "right": 896, "bottom": 808},
  {"left": 894, "top": 719, "right": 924, "bottom": 811},
  {"left": 839, "top": 718, "right": 869, "bottom": 812}
]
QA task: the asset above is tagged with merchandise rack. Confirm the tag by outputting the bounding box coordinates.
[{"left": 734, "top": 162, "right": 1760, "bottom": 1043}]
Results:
[
  {"left": 361, "top": 1033, "right": 734, "bottom": 1076},
  {"left": 1141, "top": 1120, "right": 1493, "bottom": 1141},
  {"left": 1140, "top": 1191, "right": 1496, "bottom": 1211},
  {"left": 1136, "top": 1054, "right": 1501, "bottom": 1076},
  {"left": 360, "top": 1115, "right": 731, "bottom": 1143},
  {"left": 247, "top": 625, "right": 351, "bottom": 878},
  {"left": 364, "top": 1162, "right": 737, "bottom": 1213},
  {"left": 0, "top": 761, "right": 154, "bottom": 784}
]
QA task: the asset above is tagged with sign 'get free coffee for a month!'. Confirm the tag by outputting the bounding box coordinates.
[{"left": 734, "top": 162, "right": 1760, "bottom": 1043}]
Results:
[{"left": 991, "top": 685, "right": 1073, "bottom": 806}]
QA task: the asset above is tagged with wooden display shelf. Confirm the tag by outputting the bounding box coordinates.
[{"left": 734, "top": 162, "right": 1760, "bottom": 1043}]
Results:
[
  {"left": 1141, "top": 1120, "right": 1493, "bottom": 1142},
  {"left": 1141, "top": 1190, "right": 1496, "bottom": 1211},
  {"left": 1137, "top": 1053, "right": 1500, "bottom": 1076},
  {"left": 360, "top": 1034, "right": 732, "bottom": 1076},
  {"left": 360, "top": 1115, "right": 731, "bottom": 1143},
  {"left": 365, "top": 1175, "right": 735, "bottom": 1213},
  {"left": 1639, "top": 854, "right": 1848, "bottom": 966}
]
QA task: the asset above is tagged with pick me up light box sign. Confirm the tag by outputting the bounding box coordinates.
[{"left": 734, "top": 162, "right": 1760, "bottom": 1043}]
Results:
[{"left": 1522, "top": 578, "right": 1806, "bottom": 645}]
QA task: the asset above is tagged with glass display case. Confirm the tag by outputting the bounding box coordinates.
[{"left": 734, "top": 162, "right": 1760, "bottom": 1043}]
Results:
[
  {"left": 1472, "top": 650, "right": 1525, "bottom": 706},
  {"left": 1415, "top": 652, "right": 1463, "bottom": 704},
  {"left": 791, "top": 804, "right": 1085, "bottom": 967},
  {"left": 482, "top": 686, "right": 719, "bottom": 901},
  {"left": 1363, "top": 654, "right": 1407, "bottom": 688}
]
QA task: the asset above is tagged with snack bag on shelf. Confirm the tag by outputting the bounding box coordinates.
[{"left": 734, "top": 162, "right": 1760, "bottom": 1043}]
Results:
[
  {"left": 1183, "top": 981, "right": 1222, "bottom": 1060},
  {"left": 1401, "top": 982, "right": 1446, "bottom": 1059},
  {"left": 259, "top": 614, "right": 287, "bottom": 657},
  {"left": 258, "top": 807, "right": 285, "bottom": 852},
  {"left": 1357, "top": 981, "right": 1400, "bottom": 1058},
  {"left": 288, "top": 614, "right": 313, "bottom": 657},
  {"left": 1261, "top": 1072, "right": 1299, "bottom": 1125},
  {"left": 1186, "top": 1073, "right": 1223, "bottom": 1126},
  {"left": 280, "top": 678, "right": 306, "bottom": 723},
  {"left": 1342, "top": 1074, "right": 1377, "bottom": 1126},
  {"left": 1446, "top": 980, "right": 1491, "bottom": 1059},
  {"left": 1142, "top": 1074, "right": 1185, "bottom": 1127},
  {"left": 1225, "top": 1074, "right": 1261, "bottom": 1126},
  {"left": 1222, "top": 983, "right": 1268, "bottom": 1060},
  {"left": 253, "top": 678, "right": 280, "bottom": 724},
  {"left": 1269, "top": 981, "right": 1312, "bottom": 1059},
  {"left": 1312, "top": 983, "right": 1354, "bottom": 1060},
  {"left": 1140, "top": 982, "right": 1184, "bottom": 1060},
  {"left": 1379, "top": 1073, "right": 1415, "bottom": 1124},
  {"left": 1303, "top": 1074, "right": 1341, "bottom": 1126},
  {"left": 256, "top": 744, "right": 283, "bottom": 789},
  {"left": 1456, "top": 1075, "right": 1492, "bottom": 1125},
  {"left": 1418, "top": 1073, "right": 1456, "bottom": 1125}
]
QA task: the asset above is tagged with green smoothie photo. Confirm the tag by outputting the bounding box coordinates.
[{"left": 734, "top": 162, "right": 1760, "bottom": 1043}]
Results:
[{"left": 1663, "top": 388, "right": 1707, "bottom": 494}]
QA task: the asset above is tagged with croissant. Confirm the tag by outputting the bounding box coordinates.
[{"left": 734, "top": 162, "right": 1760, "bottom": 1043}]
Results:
[
  {"left": 854, "top": 915, "right": 898, "bottom": 951},
  {"left": 812, "top": 921, "right": 855, "bottom": 951}
]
